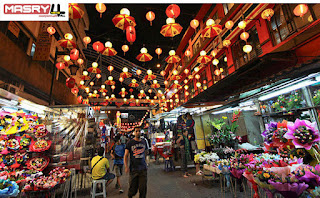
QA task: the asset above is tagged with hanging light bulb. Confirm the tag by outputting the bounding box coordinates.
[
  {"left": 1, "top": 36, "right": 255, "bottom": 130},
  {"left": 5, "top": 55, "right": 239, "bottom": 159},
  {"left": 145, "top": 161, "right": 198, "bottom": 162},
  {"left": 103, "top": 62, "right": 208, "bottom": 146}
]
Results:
[
  {"left": 123, "top": 67, "right": 129, "bottom": 73},
  {"left": 111, "top": 85, "right": 115, "bottom": 90},
  {"left": 172, "top": 70, "right": 178, "bottom": 75},
  {"left": 132, "top": 79, "right": 137, "bottom": 83},
  {"left": 96, "top": 3, "right": 106, "bottom": 18},
  {"left": 153, "top": 80, "right": 157, "bottom": 84},
  {"left": 184, "top": 85, "right": 189, "bottom": 90},
  {"left": 83, "top": 71, "right": 89, "bottom": 76},
  {"left": 194, "top": 67, "right": 199, "bottom": 72},
  {"left": 85, "top": 87, "right": 90, "bottom": 93},
  {"left": 142, "top": 79, "right": 147, "bottom": 84},
  {"left": 147, "top": 70, "right": 152, "bottom": 75},
  {"left": 140, "top": 90, "right": 144, "bottom": 94},
  {"left": 169, "top": 50, "right": 176, "bottom": 56},
  {"left": 105, "top": 41, "right": 112, "bottom": 48},
  {"left": 140, "top": 47, "right": 148, "bottom": 54},
  {"left": 120, "top": 8, "right": 130, "bottom": 16},
  {"left": 108, "top": 76, "right": 113, "bottom": 81},
  {"left": 101, "top": 85, "right": 106, "bottom": 89},
  {"left": 90, "top": 82, "right": 94, "bottom": 86},
  {"left": 212, "top": 59, "right": 219, "bottom": 65},
  {"left": 196, "top": 82, "right": 201, "bottom": 87},
  {"left": 130, "top": 95, "right": 134, "bottom": 99},
  {"left": 80, "top": 80, "right": 85, "bottom": 85},
  {"left": 185, "top": 50, "right": 191, "bottom": 57},
  {"left": 223, "top": 40, "right": 231, "bottom": 48},
  {"left": 240, "top": 32, "right": 249, "bottom": 41},
  {"left": 136, "top": 69, "right": 142, "bottom": 75},
  {"left": 185, "top": 91, "right": 189, "bottom": 96},
  {"left": 96, "top": 74, "right": 101, "bottom": 79},
  {"left": 225, "top": 20, "right": 234, "bottom": 29},
  {"left": 184, "top": 79, "right": 188, "bottom": 84},
  {"left": 195, "top": 74, "right": 200, "bottom": 79},
  {"left": 121, "top": 88, "right": 126, "bottom": 92},
  {"left": 184, "top": 69, "right": 189, "bottom": 74},
  {"left": 64, "top": 33, "right": 73, "bottom": 40},
  {"left": 164, "top": 80, "right": 168, "bottom": 85},
  {"left": 124, "top": 98, "right": 127, "bottom": 102},
  {"left": 206, "top": 19, "right": 215, "bottom": 26},
  {"left": 64, "top": 55, "right": 70, "bottom": 62},
  {"left": 102, "top": 92, "right": 107, "bottom": 96},
  {"left": 77, "top": 58, "right": 84, "bottom": 65},
  {"left": 119, "top": 77, "right": 124, "bottom": 83},
  {"left": 224, "top": 57, "right": 227, "bottom": 62},
  {"left": 106, "top": 96, "right": 109, "bottom": 100},
  {"left": 238, "top": 21, "right": 247, "bottom": 29},
  {"left": 122, "top": 45, "right": 129, "bottom": 55},
  {"left": 243, "top": 44, "right": 252, "bottom": 53},
  {"left": 200, "top": 50, "right": 206, "bottom": 56},
  {"left": 174, "top": 80, "right": 178, "bottom": 84},
  {"left": 94, "top": 90, "right": 98, "bottom": 94},
  {"left": 148, "top": 89, "right": 152, "bottom": 94},
  {"left": 92, "top": 62, "right": 98, "bottom": 68},
  {"left": 111, "top": 94, "right": 115, "bottom": 98},
  {"left": 166, "top": 18, "right": 175, "bottom": 24}
]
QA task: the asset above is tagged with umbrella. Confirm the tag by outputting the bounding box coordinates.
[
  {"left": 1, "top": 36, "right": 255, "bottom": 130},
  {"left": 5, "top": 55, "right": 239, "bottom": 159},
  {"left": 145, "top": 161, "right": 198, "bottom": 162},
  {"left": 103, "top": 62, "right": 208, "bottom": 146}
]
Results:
[
  {"left": 87, "top": 67, "right": 101, "bottom": 74},
  {"left": 58, "top": 39, "right": 76, "bottom": 48},
  {"left": 119, "top": 91, "right": 128, "bottom": 96},
  {"left": 172, "top": 75, "right": 182, "bottom": 80},
  {"left": 112, "top": 14, "right": 137, "bottom": 30},
  {"left": 129, "top": 83, "right": 139, "bottom": 88},
  {"left": 144, "top": 74, "right": 156, "bottom": 81},
  {"left": 81, "top": 75, "right": 91, "bottom": 80},
  {"left": 129, "top": 98, "right": 135, "bottom": 102},
  {"left": 165, "top": 55, "right": 181, "bottom": 63},
  {"left": 136, "top": 53, "right": 153, "bottom": 62},
  {"left": 138, "top": 93, "right": 146, "bottom": 98},
  {"left": 99, "top": 88, "right": 108, "bottom": 93},
  {"left": 197, "top": 55, "right": 212, "bottom": 64},
  {"left": 89, "top": 93, "right": 100, "bottom": 98},
  {"left": 201, "top": 24, "right": 222, "bottom": 38},
  {"left": 151, "top": 83, "right": 160, "bottom": 88},
  {"left": 160, "top": 23, "right": 183, "bottom": 37},
  {"left": 69, "top": 3, "right": 84, "bottom": 19},
  {"left": 105, "top": 80, "right": 115, "bottom": 85},
  {"left": 120, "top": 72, "right": 132, "bottom": 79},
  {"left": 172, "top": 84, "right": 182, "bottom": 89},
  {"left": 101, "top": 47, "right": 117, "bottom": 56}
]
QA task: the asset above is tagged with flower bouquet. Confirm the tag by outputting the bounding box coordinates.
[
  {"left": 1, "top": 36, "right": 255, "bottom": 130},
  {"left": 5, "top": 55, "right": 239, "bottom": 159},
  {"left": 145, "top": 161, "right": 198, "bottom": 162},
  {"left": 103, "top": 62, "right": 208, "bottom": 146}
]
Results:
[
  {"left": 293, "top": 164, "right": 320, "bottom": 189},
  {"left": 26, "top": 156, "right": 50, "bottom": 171},
  {"left": 284, "top": 119, "right": 320, "bottom": 164},
  {"left": 0, "top": 179, "right": 19, "bottom": 197},
  {"left": 254, "top": 170, "right": 277, "bottom": 198},
  {"left": 19, "top": 134, "right": 32, "bottom": 150},
  {"left": 34, "top": 125, "right": 48, "bottom": 138},
  {"left": 49, "top": 167, "right": 71, "bottom": 184},
  {"left": 6, "top": 136, "right": 20, "bottom": 152},
  {"left": 30, "top": 139, "right": 51, "bottom": 152},
  {"left": 312, "top": 89, "right": 320, "bottom": 106},
  {"left": 269, "top": 174, "right": 309, "bottom": 198},
  {"left": 0, "top": 136, "right": 8, "bottom": 155}
]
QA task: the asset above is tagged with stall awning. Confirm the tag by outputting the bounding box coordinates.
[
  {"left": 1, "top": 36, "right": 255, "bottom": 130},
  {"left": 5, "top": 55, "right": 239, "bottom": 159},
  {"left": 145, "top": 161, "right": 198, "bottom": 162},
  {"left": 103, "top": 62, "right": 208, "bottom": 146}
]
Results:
[{"left": 184, "top": 51, "right": 297, "bottom": 106}]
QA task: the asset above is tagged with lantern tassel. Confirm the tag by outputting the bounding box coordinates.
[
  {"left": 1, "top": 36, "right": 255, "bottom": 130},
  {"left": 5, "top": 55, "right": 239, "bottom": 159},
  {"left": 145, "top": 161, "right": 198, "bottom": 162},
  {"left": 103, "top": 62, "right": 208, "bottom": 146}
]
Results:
[
  {"left": 100, "top": 13, "right": 102, "bottom": 18},
  {"left": 150, "top": 21, "right": 152, "bottom": 26}
]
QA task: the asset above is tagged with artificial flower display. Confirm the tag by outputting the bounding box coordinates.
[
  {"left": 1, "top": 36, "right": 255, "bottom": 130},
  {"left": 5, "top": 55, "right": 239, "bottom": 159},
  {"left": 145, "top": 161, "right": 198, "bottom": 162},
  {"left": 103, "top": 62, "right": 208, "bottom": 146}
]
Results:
[{"left": 0, "top": 179, "right": 19, "bottom": 197}]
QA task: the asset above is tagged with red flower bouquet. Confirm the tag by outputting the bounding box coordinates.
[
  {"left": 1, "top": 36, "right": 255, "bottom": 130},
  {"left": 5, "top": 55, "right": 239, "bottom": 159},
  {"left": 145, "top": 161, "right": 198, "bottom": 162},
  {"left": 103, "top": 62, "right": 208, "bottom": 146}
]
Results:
[
  {"left": 30, "top": 139, "right": 51, "bottom": 152},
  {"left": 26, "top": 156, "right": 50, "bottom": 171}
]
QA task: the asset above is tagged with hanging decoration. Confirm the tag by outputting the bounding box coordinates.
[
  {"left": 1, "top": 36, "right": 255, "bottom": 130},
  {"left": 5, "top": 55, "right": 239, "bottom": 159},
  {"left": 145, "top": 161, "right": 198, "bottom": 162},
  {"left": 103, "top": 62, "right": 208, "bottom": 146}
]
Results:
[
  {"left": 136, "top": 69, "right": 142, "bottom": 76},
  {"left": 261, "top": 8, "right": 274, "bottom": 21},
  {"left": 144, "top": 70, "right": 156, "bottom": 81},
  {"left": 160, "top": 18, "right": 183, "bottom": 37},
  {"left": 56, "top": 62, "right": 65, "bottom": 70},
  {"left": 155, "top": 48, "right": 162, "bottom": 59},
  {"left": 105, "top": 76, "right": 115, "bottom": 85},
  {"left": 146, "top": 11, "right": 155, "bottom": 26},
  {"left": 142, "top": 79, "right": 147, "bottom": 84},
  {"left": 107, "top": 65, "right": 114, "bottom": 74},
  {"left": 223, "top": 40, "right": 231, "bottom": 47},
  {"left": 69, "top": 3, "right": 84, "bottom": 19},
  {"left": 92, "top": 41, "right": 104, "bottom": 52},
  {"left": 160, "top": 71, "right": 166, "bottom": 76},
  {"left": 164, "top": 80, "right": 168, "bottom": 86},
  {"left": 112, "top": 9, "right": 136, "bottom": 30},
  {"left": 225, "top": 20, "right": 234, "bottom": 29},
  {"left": 136, "top": 47, "right": 153, "bottom": 62},
  {"left": 119, "top": 77, "right": 124, "bottom": 84},
  {"left": 243, "top": 44, "right": 253, "bottom": 53},
  {"left": 66, "top": 77, "right": 76, "bottom": 88},
  {"left": 87, "top": 62, "right": 101, "bottom": 73},
  {"left": 126, "top": 26, "right": 136, "bottom": 44},
  {"left": 165, "top": 50, "right": 181, "bottom": 63},
  {"left": 122, "top": 45, "right": 129, "bottom": 55},
  {"left": 212, "top": 58, "right": 219, "bottom": 66},
  {"left": 151, "top": 80, "right": 160, "bottom": 88},
  {"left": 238, "top": 20, "right": 247, "bottom": 29},
  {"left": 166, "top": 4, "right": 180, "bottom": 19},
  {"left": 240, "top": 32, "right": 249, "bottom": 41},
  {"left": 120, "top": 67, "right": 132, "bottom": 78},
  {"left": 77, "top": 96, "right": 83, "bottom": 103},
  {"left": 190, "top": 19, "right": 199, "bottom": 29},
  {"left": 293, "top": 4, "right": 308, "bottom": 17},
  {"left": 96, "top": 73, "right": 102, "bottom": 79},
  {"left": 58, "top": 33, "right": 76, "bottom": 49},
  {"left": 172, "top": 81, "right": 182, "bottom": 89},
  {"left": 81, "top": 71, "right": 91, "bottom": 80},
  {"left": 185, "top": 50, "right": 191, "bottom": 58},
  {"left": 197, "top": 50, "right": 212, "bottom": 64},
  {"left": 129, "top": 79, "right": 139, "bottom": 87},
  {"left": 184, "top": 69, "right": 189, "bottom": 74},
  {"left": 96, "top": 3, "right": 106, "bottom": 18},
  {"left": 70, "top": 49, "right": 79, "bottom": 61},
  {"left": 201, "top": 19, "right": 222, "bottom": 38},
  {"left": 71, "top": 86, "right": 79, "bottom": 94},
  {"left": 77, "top": 58, "right": 84, "bottom": 65},
  {"left": 101, "top": 41, "right": 117, "bottom": 56},
  {"left": 138, "top": 90, "right": 146, "bottom": 98},
  {"left": 47, "top": 26, "right": 56, "bottom": 35},
  {"left": 83, "top": 36, "right": 91, "bottom": 47}
]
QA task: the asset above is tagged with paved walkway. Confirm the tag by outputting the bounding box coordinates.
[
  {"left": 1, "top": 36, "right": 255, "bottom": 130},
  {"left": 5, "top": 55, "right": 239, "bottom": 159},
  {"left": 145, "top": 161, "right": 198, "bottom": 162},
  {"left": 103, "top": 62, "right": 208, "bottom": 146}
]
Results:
[{"left": 76, "top": 158, "right": 248, "bottom": 198}]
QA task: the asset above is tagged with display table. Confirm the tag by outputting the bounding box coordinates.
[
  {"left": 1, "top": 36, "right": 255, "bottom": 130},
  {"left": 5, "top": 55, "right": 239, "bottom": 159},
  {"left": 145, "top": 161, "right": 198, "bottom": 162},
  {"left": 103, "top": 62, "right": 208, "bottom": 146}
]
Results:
[{"left": 153, "top": 142, "right": 173, "bottom": 160}]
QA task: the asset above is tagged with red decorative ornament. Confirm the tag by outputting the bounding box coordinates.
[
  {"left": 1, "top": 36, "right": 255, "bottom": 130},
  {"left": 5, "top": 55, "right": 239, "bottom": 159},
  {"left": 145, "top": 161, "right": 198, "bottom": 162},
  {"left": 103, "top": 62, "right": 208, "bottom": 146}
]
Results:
[
  {"left": 293, "top": 4, "right": 308, "bottom": 17},
  {"left": 70, "top": 48, "right": 79, "bottom": 60},
  {"left": 47, "top": 26, "right": 56, "bottom": 35},
  {"left": 77, "top": 58, "right": 84, "bottom": 65},
  {"left": 77, "top": 96, "right": 83, "bottom": 103},
  {"left": 166, "top": 4, "right": 180, "bottom": 19},
  {"left": 71, "top": 86, "right": 79, "bottom": 94},
  {"left": 56, "top": 62, "right": 65, "bottom": 70},
  {"left": 240, "top": 32, "right": 249, "bottom": 41},
  {"left": 160, "top": 71, "right": 166, "bottom": 76},
  {"left": 66, "top": 77, "right": 76, "bottom": 88},
  {"left": 119, "top": 77, "right": 124, "bottom": 83},
  {"left": 129, "top": 88, "right": 133, "bottom": 93},
  {"left": 155, "top": 48, "right": 162, "bottom": 58},
  {"left": 122, "top": 45, "right": 129, "bottom": 55},
  {"left": 136, "top": 69, "right": 142, "bottom": 76},
  {"left": 190, "top": 19, "right": 199, "bottom": 29},
  {"left": 96, "top": 73, "right": 101, "bottom": 79},
  {"left": 185, "top": 50, "right": 191, "bottom": 57},
  {"left": 126, "top": 26, "right": 136, "bottom": 44},
  {"left": 146, "top": 11, "right": 155, "bottom": 26},
  {"left": 83, "top": 36, "right": 91, "bottom": 45},
  {"left": 107, "top": 65, "right": 114, "bottom": 74},
  {"left": 92, "top": 41, "right": 104, "bottom": 52}
]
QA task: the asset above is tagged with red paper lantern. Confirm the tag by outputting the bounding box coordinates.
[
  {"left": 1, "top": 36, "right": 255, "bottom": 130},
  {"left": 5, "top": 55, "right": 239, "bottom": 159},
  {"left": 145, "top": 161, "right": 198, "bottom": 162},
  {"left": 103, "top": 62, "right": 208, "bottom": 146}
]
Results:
[
  {"left": 96, "top": 74, "right": 101, "bottom": 79},
  {"left": 56, "top": 62, "right": 65, "bottom": 70},
  {"left": 293, "top": 4, "right": 308, "bottom": 17},
  {"left": 146, "top": 11, "right": 155, "bottom": 26},
  {"left": 83, "top": 36, "right": 91, "bottom": 45},
  {"left": 70, "top": 48, "right": 79, "bottom": 60},
  {"left": 66, "top": 77, "right": 76, "bottom": 88},
  {"left": 93, "top": 41, "right": 104, "bottom": 52},
  {"left": 107, "top": 65, "right": 114, "bottom": 73},
  {"left": 47, "top": 26, "right": 56, "bottom": 35},
  {"left": 136, "top": 69, "right": 142, "bottom": 76},
  {"left": 71, "top": 86, "right": 79, "bottom": 94},
  {"left": 225, "top": 20, "right": 234, "bottom": 29},
  {"left": 160, "top": 71, "right": 166, "bottom": 76},
  {"left": 122, "top": 45, "right": 129, "bottom": 55},
  {"left": 190, "top": 19, "right": 199, "bottom": 29},
  {"left": 166, "top": 4, "right": 180, "bottom": 18},
  {"left": 155, "top": 48, "right": 162, "bottom": 58},
  {"left": 77, "top": 95, "right": 83, "bottom": 103},
  {"left": 77, "top": 58, "right": 84, "bottom": 65},
  {"left": 185, "top": 50, "right": 191, "bottom": 57},
  {"left": 240, "top": 32, "right": 249, "bottom": 41},
  {"left": 126, "top": 26, "right": 136, "bottom": 44}
]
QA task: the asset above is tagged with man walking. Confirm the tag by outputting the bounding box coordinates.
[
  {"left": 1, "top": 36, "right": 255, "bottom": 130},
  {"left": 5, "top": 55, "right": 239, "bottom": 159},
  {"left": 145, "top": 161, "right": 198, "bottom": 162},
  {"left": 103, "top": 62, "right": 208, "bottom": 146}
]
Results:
[{"left": 124, "top": 126, "right": 148, "bottom": 198}]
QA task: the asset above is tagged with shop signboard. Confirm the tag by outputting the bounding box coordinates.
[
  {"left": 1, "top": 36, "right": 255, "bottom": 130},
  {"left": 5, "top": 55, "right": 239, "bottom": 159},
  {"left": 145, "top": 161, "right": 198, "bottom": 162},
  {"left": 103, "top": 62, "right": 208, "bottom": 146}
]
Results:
[{"left": 33, "top": 22, "right": 52, "bottom": 61}]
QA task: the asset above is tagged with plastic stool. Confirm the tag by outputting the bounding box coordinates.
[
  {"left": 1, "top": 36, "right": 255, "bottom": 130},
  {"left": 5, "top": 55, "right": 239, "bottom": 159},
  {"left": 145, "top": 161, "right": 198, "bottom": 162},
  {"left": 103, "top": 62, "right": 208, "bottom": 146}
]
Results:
[{"left": 91, "top": 179, "right": 107, "bottom": 198}]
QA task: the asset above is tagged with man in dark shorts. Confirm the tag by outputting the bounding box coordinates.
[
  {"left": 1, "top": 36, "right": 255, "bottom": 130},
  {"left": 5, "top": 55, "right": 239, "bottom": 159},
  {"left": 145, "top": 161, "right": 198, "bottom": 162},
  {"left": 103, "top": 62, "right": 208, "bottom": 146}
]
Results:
[
  {"left": 124, "top": 126, "right": 148, "bottom": 198},
  {"left": 91, "top": 147, "right": 115, "bottom": 186}
]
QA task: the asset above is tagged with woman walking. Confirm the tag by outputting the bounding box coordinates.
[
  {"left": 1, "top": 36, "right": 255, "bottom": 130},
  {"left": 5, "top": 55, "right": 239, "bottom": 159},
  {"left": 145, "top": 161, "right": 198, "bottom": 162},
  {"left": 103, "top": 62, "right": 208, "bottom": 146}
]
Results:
[{"left": 177, "top": 130, "right": 191, "bottom": 178}]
